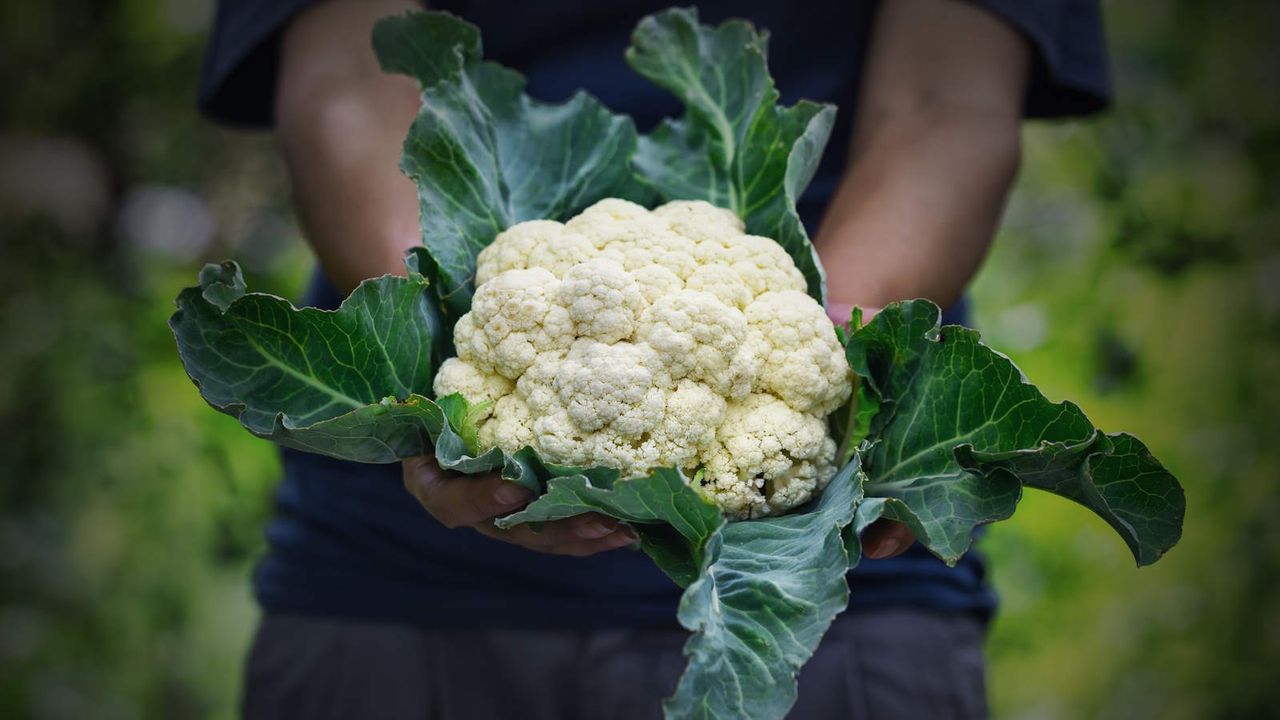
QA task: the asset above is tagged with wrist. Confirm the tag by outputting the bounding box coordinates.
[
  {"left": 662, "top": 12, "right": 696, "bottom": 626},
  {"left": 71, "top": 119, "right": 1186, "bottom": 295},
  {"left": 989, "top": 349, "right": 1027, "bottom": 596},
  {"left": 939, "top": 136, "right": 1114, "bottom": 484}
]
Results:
[{"left": 826, "top": 301, "right": 880, "bottom": 328}]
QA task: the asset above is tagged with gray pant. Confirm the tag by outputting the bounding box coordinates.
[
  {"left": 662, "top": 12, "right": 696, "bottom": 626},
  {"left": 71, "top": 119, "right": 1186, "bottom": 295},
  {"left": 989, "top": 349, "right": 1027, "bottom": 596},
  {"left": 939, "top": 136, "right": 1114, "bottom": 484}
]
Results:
[{"left": 243, "top": 610, "right": 987, "bottom": 719}]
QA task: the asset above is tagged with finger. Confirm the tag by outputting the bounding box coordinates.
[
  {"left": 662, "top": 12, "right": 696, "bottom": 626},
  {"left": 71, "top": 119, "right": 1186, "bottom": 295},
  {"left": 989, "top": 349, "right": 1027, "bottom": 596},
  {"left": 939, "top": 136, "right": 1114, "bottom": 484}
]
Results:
[
  {"left": 402, "top": 457, "right": 531, "bottom": 528},
  {"left": 825, "top": 303, "right": 881, "bottom": 328},
  {"left": 473, "top": 522, "right": 638, "bottom": 557},
  {"left": 862, "top": 519, "right": 916, "bottom": 560},
  {"left": 480, "top": 514, "right": 628, "bottom": 548}
]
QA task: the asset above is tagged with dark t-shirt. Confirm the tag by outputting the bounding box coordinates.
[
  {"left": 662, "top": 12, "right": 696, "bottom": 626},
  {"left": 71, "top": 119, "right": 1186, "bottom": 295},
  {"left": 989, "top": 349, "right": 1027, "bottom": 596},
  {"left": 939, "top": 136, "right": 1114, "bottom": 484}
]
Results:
[{"left": 199, "top": 0, "right": 1110, "bottom": 628}]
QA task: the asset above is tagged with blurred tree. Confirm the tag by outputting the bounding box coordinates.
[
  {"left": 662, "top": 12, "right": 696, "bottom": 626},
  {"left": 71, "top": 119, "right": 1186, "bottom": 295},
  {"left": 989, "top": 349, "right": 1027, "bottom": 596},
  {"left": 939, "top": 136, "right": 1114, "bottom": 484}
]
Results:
[
  {"left": 977, "top": 1, "right": 1280, "bottom": 717},
  {"left": 1, "top": 1, "right": 304, "bottom": 718}
]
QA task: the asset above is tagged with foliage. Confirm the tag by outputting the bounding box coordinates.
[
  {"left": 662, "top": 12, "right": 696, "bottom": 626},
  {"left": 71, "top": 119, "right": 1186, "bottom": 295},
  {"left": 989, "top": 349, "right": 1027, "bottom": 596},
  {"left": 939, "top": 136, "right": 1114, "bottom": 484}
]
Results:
[
  {"left": 170, "top": 252, "right": 445, "bottom": 462},
  {"left": 848, "top": 302, "right": 1181, "bottom": 567},
  {"left": 0, "top": 224, "right": 283, "bottom": 720},
  {"left": 373, "top": 12, "right": 645, "bottom": 320},
  {"left": 626, "top": 8, "right": 833, "bottom": 301},
  {"left": 0, "top": 3, "right": 298, "bottom": 717},
  {"left": 972, "top": 2, "right": 1280, "bottom": 716}
]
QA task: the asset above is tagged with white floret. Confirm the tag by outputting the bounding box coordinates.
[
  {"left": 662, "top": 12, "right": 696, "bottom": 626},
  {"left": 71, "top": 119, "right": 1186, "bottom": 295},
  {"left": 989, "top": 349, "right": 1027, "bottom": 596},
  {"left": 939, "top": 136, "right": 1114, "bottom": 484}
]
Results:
[
  {"left": 685, "top": 263, "right": 752, "bottom": 310},
  {"left": 654, "top": 199, "right": 745, "bottom": 242},
  {"left": 514, "top": 350, "right": 564, "bottom": 415},
  {"left": 556, "top": 258, "right": 645, "bottom": 343},
  {"left": 431, "top": 358, "right": 514, "bottom": 422},
  {"left": 697, "top": 394, "right": 838, "bottom": 519},
  {"left": 630, "top": 265, "right": 685, "bottom": 305},
  {"left": 554, "top": 339, "right": 666, "bottom": 436},
  {"left": 636, "top": 290, "right": 759, "bottom": 399},
  {"left": 577, "top": 197, "right": 652, "bottom": 222},
  {"left": 479, "top": 393, "right": 535, "bottom": 451},
  {"left": 581, "top": 430, "right": 667, "bottom": 477},
  {"left": 727, "top": 235, "right": 809, "bottom": 297},
  {"left": 565, "top": 198, "right": 670, "bottom": 250},
  {"left": 475, "top": 220, "right": 565, "bottom": 285},
  {"left": 746, "top": 290, "right": 853, "bottom": 415},
  {"left": 525, "top": 231, "right": 596, "bottom": 278},
  {"left": 530, "top": 408, "right": 590, "bottom": 466},
  {"left": 598, "top": 229, "right": 698, "bottom": 281},
  {"left": 466, "top": 267, "right": 574, "bottom": 379},
  {"left": 451, "top": 313, "right": 483, "bottom": 365},
  {"left": 654, "top": 379, "right": 726, "bottom": 459}
]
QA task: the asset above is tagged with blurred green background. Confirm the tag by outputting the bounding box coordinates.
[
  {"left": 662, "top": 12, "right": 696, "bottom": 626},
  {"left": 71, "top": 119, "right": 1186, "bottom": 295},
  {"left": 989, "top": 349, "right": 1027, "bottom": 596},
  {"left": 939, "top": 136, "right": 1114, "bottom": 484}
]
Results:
[{"left": 1, "top": 1, "right": 1276, "bottom": 718}]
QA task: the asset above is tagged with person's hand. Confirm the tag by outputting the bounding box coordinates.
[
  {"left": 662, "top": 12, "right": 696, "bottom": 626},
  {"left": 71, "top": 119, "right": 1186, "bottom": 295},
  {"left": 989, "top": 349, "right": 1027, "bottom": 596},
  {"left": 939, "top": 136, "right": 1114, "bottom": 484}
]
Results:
[
  {"left": 402, "top": 455, "right": 637, "bottom": 556},
  {"left": 860, "top": 519, "right": 916, "bottom": 559}
]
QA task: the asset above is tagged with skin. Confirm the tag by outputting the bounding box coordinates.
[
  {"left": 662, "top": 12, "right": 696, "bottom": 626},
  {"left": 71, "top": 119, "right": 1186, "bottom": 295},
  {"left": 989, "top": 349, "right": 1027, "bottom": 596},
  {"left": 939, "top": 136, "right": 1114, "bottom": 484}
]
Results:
[
  {"left": 276, "top": 0, "right": 1029, "bottom": 559},
  {"left": 813, "top": 0, "right": 1029, "bottom": 556}
]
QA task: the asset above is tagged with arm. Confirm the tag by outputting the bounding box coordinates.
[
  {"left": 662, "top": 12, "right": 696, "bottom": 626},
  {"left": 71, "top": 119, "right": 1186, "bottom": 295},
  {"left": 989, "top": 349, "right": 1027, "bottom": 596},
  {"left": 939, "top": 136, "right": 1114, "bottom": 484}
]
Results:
[
  {"left": 276, "top": 0, "right": 634, "bottom": 555},
  {"left": 814, "top": 0, "right": 1030, "bottom": 313},
  {"left": 276, "top": 0, "right": 421, "bottom": 295},
  {"left": 816, "top": 0, "right": 1030, "bottom": 558}
]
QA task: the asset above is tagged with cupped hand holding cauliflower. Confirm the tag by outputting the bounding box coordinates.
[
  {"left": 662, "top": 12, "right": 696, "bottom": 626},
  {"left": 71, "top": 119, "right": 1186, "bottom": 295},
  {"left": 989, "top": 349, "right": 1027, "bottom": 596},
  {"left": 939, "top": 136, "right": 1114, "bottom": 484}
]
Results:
[{"left": 433, "top": 199, "right": 853, "bottom": 519}]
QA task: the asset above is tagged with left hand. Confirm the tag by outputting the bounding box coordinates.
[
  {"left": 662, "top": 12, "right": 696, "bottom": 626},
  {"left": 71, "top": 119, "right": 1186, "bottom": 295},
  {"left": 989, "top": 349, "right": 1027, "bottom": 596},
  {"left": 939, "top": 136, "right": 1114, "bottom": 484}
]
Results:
[
  {"left": 401, "top": 455, "right": 638, "bottom": 556},
  {"left": 861, "top": 519, "right": 916, "bottom": 559}
]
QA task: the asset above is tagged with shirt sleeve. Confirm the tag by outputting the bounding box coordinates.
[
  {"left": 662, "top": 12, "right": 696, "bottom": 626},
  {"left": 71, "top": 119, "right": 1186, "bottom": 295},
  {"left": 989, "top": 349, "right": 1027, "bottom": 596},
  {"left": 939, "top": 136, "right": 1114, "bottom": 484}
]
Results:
[
  {"left": 197, "top": 0, "right": 320, "bottom": 127},
  {"left": 964, "top": 0, "right": 1112, "bottom": 118}
]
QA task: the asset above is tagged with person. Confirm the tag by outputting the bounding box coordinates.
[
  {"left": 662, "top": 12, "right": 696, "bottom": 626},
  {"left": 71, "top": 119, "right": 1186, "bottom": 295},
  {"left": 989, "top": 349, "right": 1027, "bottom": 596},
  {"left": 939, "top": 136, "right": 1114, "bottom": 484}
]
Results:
[{"left": 198, "top": 0, "right": 1109, "bottom": 717}]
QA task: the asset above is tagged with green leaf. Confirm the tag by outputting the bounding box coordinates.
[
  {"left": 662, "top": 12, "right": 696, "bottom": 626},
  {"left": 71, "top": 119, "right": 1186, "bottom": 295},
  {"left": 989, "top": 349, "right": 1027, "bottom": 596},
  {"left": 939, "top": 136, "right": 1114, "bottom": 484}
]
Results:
[
  {"left": 831, "top": 307, "right": 879, "bottom": 468},
  {"left": 434, "top": 392, "right": 485, "bottom": 455},
  {"left": 663, "top": 455, "right": 866, "bottom": 720},
  {"left": 831, "top": 377, "right": 879, "bottom": 469},
  {"left": 634, "top": 523, "right": 710, "bottom": 590},
  {"left": 426, "top": 410, "right": 547, "bottom": 496},
  {"left": 374, "top": 11, "right": 643, "bottom": 321},
  {"left": 497, "top": 467, "right": 725, "bottom": 586},
  {"left": 170, "top": 257, "right": 445, "bottom": 463},
  {"left": 843, "top": 495, "right": 888, "bottom": 568},
  {"left": 197, "top": 261, "right": 246, "bottom": 310},
  {"left": 626, "top": 7, "right": 834, "bottom": 304},
  {"left": 956, "top": 431, "right": 1185, "bottom": 566},
  {"left": 848, "top": 300, "right": 1185, "bottom": 566}
]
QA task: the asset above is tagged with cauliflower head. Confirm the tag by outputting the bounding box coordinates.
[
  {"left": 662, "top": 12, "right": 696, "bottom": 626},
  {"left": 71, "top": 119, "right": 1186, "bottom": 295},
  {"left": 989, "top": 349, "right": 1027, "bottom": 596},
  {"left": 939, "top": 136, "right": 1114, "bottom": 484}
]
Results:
[{"left": 435, "top": 199, "right": 853, "bottom": 519}]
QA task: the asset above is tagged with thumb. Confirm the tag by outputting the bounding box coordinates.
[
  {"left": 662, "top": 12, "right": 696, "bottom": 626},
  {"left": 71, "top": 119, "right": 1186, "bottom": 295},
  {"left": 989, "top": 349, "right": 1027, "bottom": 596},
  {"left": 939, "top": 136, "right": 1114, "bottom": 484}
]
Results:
[
  {"left": 402, "top": 456, "right": 530, "bottom": 528},
  {"left": 826, "top": 302, "right": 880, "bottom": 328}
]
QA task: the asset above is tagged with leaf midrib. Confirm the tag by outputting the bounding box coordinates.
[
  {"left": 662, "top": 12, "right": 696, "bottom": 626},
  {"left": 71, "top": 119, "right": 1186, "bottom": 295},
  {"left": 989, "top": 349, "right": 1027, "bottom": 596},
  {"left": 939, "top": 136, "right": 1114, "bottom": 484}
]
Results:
[{"left": 238, "top": 330, "right": 365, "bottom": 411}]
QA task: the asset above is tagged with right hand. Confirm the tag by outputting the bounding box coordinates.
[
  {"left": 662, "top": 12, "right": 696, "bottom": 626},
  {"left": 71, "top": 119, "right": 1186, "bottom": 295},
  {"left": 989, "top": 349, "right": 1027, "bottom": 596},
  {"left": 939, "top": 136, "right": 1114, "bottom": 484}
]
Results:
[{"left": 402, "top": 456, "right": 638, "bottom": 556}]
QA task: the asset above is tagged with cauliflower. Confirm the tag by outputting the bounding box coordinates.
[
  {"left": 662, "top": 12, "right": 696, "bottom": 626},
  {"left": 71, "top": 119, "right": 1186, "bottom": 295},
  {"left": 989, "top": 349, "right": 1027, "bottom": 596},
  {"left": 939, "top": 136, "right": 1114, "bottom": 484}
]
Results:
[
  {"left": 557, "top": 259, "right": 645, "bottom": 343},
  {"left": 431, "top": 358, "right": 513, "bottom": 422},
  {"left": 435, "top": 198, "right": 853, "bottom": 519},
  {"left": 746, "top": 291, "right": 855, "bottom": 416},
  {"left": 458, "top": 267, "right": 574, "bottom": 379},
  {"left": 636, "top": 290, "right": 757, "bottom": 399},
  {"left": 698, "top": 394, "right": 838, "bottom": 518}
]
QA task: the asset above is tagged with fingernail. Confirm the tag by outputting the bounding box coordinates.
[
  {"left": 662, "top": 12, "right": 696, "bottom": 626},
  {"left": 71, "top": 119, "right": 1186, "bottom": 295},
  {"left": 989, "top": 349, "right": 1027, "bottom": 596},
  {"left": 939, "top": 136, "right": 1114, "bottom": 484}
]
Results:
[
  {"left": 577, "top": 521, "right": 614, "bottom": 539},
  {"left": 869, "top": 538, "right": 900, "bottom": 559},
  {"left": 606, "top": 531, "right": 638, "bottom": 549},
  {"left": 493, "top": 483, "right": 531, "bottom": 507},
  {"left": 619, "top": 527, "right": 639, "bottom": 544}
]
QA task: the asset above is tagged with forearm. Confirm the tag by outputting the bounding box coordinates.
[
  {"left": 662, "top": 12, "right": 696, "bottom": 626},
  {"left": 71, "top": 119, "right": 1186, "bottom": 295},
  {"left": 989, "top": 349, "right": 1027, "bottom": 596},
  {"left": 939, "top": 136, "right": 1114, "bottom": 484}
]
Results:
[
  {"left": 814, "top": 0, "right": 1029, "bottom": 312},
  {"left": 814, "top": 109, "right": 1021, "bottom": 311},
  {"left": 276, "top": 0, "right": 421, "bottom": 295}
]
